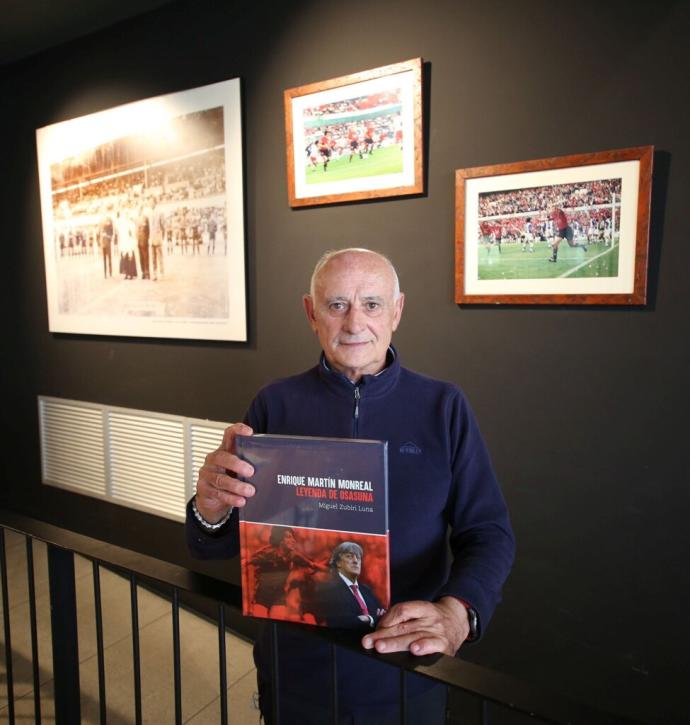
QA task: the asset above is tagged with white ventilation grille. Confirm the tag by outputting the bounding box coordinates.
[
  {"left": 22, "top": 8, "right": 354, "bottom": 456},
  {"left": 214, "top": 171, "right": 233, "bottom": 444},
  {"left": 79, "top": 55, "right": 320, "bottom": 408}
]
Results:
[
  {"left": 189, "top": 424, "right": 226, "bottom": 496},
  {"left": 38, "top": 396, "right": 228, "bottom": 522},
  {"left": 39, "top": 399, "right": 106, "bottom": 497},
  {"left": 110, "top": 412, "right": 186, "bottom": 519}
]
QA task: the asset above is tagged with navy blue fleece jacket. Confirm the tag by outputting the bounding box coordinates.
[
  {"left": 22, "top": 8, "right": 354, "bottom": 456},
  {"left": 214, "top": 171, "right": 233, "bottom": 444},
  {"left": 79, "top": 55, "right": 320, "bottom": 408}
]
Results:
[{"left": 187, "top": 349, "right": 514, "bottom": 712}]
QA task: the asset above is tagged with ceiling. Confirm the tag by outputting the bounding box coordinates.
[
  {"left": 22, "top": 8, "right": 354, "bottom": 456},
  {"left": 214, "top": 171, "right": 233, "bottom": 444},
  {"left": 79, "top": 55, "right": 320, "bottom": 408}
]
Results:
[{"left": 1, "top": 0, "right": 180, "bottom": 66}]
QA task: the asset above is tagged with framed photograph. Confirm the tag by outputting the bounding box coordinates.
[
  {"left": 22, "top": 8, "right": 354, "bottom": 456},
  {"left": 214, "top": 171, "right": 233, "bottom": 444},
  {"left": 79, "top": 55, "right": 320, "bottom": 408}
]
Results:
[
  {"left": 455, "top": 146, "right": 653, "bottom": 305},
  {"left": 284, "top": 58, "right": 423, "bottom": 207},
  {"left": 36, "top": 78, "right": 247, "bottom": 341}
]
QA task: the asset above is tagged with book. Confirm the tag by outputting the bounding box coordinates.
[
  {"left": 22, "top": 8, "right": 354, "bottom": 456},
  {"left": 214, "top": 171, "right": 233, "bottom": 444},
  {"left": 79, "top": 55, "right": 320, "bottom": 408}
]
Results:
[{"left": 236, "top": 433, "right": 389, "bottom": 629}]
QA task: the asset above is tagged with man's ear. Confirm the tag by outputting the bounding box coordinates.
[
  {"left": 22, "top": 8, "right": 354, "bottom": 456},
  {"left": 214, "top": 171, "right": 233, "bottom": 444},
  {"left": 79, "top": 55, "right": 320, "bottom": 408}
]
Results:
[
  {"left": 391, "top": 293, "right": 405, "bottom": 332},
  {"left": 303, "top": 294, "right": 318, "bottom": 332}
]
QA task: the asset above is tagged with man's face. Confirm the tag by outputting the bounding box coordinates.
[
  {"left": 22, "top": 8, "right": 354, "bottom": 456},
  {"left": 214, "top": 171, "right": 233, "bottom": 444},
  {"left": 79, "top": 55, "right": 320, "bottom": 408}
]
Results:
[
  {"left": 336, "top": 550, "right": 362, "bottom": 581},
  {"left": 281, "top": 530, "right": 296, "bottom": 549},
  {"left": 303, "top": 252, "right": 405, "bottom": 382}
]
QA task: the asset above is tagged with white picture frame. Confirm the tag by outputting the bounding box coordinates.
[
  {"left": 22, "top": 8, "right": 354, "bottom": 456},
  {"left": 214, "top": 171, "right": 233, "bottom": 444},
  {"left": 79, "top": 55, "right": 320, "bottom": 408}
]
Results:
[{"left": 36, "top": 78, "right": 246, "bottom": 341}]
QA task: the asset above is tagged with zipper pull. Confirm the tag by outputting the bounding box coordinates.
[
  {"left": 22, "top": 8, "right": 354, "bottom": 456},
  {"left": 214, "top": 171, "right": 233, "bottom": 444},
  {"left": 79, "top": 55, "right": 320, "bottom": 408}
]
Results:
[{"left": 354, "top": 386, "right": 360, "bottom": 420}]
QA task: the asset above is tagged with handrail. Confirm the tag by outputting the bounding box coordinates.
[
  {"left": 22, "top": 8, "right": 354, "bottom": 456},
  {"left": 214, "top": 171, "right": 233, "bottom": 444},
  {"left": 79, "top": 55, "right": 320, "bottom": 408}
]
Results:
[
  {"left": 0, "top": 508, "right": 641, "bottom": 725},
  {"left": 0, "top": 509, "right": 240, "bottom": 608}
]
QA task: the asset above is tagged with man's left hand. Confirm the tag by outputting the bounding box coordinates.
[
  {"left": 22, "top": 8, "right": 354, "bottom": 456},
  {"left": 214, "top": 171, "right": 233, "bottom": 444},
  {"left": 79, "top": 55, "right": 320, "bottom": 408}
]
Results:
[{"left": 361, "top": 597, "right": 470, "bottom": 656}]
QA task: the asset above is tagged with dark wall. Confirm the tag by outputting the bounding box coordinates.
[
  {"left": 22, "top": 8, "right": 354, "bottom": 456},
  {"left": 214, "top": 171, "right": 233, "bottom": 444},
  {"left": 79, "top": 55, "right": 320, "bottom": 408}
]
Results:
[{"left": 1, "top": 1, "right": 688, "bottom": 722}]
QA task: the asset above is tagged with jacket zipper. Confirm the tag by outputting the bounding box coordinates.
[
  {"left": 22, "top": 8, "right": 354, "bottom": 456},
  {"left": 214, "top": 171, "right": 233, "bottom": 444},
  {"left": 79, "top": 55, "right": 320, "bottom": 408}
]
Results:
[{"left": 353, "top": 386, "right": 360, "bottom": 437}]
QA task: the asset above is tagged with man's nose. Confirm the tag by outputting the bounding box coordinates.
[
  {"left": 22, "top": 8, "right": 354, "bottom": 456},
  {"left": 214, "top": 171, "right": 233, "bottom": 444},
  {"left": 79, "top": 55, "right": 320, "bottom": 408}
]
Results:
[{"left": 343, "top": 305, "right": 366, "bottom": 332}]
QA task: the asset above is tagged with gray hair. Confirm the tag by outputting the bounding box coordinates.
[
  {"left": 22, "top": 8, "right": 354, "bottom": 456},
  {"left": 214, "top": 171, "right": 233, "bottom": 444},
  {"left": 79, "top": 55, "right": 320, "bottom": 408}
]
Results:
[
  {"left": 328, "top": 541, "right": 364, "bottom": 568},
  {"left": 309, "top": 248, "right": 401, "bottom": 300}
]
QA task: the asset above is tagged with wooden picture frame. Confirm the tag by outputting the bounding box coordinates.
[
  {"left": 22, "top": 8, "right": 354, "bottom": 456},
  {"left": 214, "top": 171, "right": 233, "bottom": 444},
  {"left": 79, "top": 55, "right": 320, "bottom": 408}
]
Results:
[
  {"left": 36, "top": 79, "right": 247, "bottom": 341},
  {"left": 284, "top": 58, "right": 423, "bottom": 207},
  {"left": 455, "top": 146, "right": 653, "bottom": 305}
]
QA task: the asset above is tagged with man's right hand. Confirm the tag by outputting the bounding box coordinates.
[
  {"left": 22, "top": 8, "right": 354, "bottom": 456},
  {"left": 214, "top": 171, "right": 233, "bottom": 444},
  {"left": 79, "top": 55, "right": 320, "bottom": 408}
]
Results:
[{"left": 194, "top": 423, "right": 256, "bottom": 523}]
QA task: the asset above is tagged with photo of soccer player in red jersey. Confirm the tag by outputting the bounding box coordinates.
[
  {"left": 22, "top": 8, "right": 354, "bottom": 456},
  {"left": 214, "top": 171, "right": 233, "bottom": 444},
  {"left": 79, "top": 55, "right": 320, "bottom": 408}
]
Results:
[
  {"left": 301, "top": 90, "right": 405, "bottom": 182},
  {"left": 475, "top": 178, "right": 622, "bottom": 280},
  {"left": 455, "top": 146, "right": 653, "bottom": 305},
  {"left": 285, "top": 58, "right": 423, "bottom": 207}
]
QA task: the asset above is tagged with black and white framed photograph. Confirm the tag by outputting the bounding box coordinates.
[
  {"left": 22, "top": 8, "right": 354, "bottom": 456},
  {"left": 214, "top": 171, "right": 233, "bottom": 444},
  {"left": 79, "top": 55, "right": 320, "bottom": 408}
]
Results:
[{"left": 36, "top": 78, "right": 246, "bottom": 341}]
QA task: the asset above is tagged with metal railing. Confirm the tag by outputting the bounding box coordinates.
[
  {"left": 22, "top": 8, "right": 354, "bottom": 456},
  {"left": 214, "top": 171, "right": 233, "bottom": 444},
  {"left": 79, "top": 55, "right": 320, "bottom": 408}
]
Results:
[{"left": 0, "top": 510, "right": 640, "bottom": 725}]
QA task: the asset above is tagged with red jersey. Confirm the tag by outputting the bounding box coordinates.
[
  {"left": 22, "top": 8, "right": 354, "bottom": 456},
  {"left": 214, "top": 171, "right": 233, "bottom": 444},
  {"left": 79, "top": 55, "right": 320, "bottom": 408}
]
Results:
[{"left": 551, "top": 208, "right": 568, "bottom": 231}]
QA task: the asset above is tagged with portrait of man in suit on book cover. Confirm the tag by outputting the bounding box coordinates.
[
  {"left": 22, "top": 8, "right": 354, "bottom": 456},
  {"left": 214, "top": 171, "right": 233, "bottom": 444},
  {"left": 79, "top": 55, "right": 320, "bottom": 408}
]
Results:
[{"left": 315, "top": 541, "right": 386, "bottom": 630}]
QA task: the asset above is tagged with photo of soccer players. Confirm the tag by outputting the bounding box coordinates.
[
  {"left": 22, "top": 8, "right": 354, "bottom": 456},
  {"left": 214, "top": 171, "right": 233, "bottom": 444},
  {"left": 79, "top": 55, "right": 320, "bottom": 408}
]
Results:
[
  {"left": 285, "top": 58, "right": 423, "bottom": 207},
  {"left": 455, "top": 146, "right": 653, "bottom": 305},
  {"left": 37, "top": 79, "right": 246, "bottom": 341},
  {"left": 476, "top": 178, "right": 622, "bottom": 278},
  {"left": 301, "top": 92, "right": 404, "bottom": 180}
]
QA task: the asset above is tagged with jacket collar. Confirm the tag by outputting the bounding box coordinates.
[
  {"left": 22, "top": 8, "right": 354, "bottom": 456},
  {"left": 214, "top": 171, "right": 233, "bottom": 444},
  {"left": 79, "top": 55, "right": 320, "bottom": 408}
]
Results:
[{"left": 317, "top": 346, "right": 400, "bottom": 399}]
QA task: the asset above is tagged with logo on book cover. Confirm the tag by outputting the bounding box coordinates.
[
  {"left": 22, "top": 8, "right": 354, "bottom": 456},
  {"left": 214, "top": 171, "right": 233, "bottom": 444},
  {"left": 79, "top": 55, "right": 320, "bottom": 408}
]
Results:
[{"left": 399, "top": 441, "right": 422, "bottom": 455}]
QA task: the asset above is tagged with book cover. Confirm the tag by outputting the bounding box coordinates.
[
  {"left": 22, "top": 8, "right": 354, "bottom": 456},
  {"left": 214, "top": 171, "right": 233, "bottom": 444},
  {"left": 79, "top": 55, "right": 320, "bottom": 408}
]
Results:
[{"left": 236, "top": 434, "right": 389, "bottom": 630}]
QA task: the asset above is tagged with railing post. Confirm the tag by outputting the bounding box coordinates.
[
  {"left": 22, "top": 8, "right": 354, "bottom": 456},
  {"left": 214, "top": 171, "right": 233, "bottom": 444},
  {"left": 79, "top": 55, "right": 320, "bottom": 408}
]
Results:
[
  {"left": 330, "top": 643, "right": 338, "bottom": 725},
  {"left": 0, "top": 528, "right": 16, "bottom": 725},
  {"left": 172, "top": 587, "right": 182, "bottom": 725},
  {"left": 480, "top": 698, "right": 490, "bottom": 725},
  {"left": 47, "top": 544, "right": 81, "bottom": 724},
  {"left": 26, "top": 537, "right": 42, "bottom": 725},
  {"left": 92, "top": 561, "right": 107, "bottom": 724},
  {"left": 271, "top": 622, "right": 280, "bottom": 725},
  {"left": 130, "top": 573, "right": 142, "bottom": 725},
  {"left": 218, "top": 603, "right": 228, "bottom": 725},
  {"left": 399, "top": 668, "right": 407, "bottom": 725}
]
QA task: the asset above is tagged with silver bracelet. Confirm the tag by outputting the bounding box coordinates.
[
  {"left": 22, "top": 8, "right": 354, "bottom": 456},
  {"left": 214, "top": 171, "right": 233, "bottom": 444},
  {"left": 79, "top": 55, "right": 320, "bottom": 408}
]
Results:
[{"left": 191, "top": 496, "right": 232, "bottom": 531}]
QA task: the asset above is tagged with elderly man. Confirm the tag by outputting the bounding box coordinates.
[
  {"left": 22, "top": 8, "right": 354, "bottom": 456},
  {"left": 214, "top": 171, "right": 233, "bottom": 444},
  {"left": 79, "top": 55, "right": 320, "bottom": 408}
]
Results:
[{"left": 187, "top": 248, "right": 515, "bottom": 724}]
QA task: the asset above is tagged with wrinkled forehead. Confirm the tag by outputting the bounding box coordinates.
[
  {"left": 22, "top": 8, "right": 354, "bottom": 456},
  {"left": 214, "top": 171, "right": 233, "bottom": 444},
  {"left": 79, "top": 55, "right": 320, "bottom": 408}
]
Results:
[
  {"left": 339, "top": 551, "right": 362, "bottom": 561},
  {"left": 314, "top": 253, "right": 396, "bottom": 299}
]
